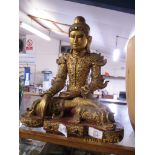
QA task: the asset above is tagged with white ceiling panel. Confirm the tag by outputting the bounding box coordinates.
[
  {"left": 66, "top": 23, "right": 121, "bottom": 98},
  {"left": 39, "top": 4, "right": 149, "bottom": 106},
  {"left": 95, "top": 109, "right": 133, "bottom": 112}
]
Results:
[{"left": 19, "top": 0, "right": 135, "bottom": 60}]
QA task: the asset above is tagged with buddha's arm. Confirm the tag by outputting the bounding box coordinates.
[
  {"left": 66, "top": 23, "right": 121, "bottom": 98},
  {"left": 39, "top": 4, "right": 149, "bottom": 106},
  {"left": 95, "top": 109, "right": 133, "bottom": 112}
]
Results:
[
  {"left": 43, "top": 55, "right": 67, "bottom": 97},
  {"left": 81, "top": 54, "right": 108, "bottom": 98}
]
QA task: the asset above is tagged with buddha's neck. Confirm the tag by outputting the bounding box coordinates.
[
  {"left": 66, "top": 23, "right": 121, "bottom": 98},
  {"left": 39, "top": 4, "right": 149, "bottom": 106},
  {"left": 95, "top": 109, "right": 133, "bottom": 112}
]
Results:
[{"left": 72, "top": 49, "right": 87, "bottom": 57}]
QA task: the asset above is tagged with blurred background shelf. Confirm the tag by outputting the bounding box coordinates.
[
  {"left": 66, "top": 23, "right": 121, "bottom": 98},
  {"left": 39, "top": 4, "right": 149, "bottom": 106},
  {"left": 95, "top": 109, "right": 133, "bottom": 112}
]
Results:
[{"left": 103, "top": 76, "right": 125, "bottom": 80}]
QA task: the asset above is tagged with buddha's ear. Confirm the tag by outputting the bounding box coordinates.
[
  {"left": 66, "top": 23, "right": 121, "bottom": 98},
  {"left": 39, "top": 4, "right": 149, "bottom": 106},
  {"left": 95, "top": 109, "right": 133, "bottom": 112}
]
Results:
[
  {"left": 86, "top": 36, "right": 92, "bottom": 52},
  {"left": 88, "top": 36, "right": 92, "bottom": 44}
]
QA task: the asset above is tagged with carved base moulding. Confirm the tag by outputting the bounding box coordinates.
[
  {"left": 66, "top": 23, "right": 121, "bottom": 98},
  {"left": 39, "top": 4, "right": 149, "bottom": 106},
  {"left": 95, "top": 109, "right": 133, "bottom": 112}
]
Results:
[
  {"left": 43, "top": 118, "right": 124, "bottom": 143},
  {"left": 20, "top": 115, "right": 124, "bottom": 143},
  {"left": 20, "top": 113, "right": 43, "bottom": 127}
]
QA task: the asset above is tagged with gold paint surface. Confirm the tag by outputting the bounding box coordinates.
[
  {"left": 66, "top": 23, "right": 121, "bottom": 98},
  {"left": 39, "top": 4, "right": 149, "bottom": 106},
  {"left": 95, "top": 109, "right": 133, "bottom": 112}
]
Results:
[{"left": 20, "top": 16, "right": 123, "bottom": 142}]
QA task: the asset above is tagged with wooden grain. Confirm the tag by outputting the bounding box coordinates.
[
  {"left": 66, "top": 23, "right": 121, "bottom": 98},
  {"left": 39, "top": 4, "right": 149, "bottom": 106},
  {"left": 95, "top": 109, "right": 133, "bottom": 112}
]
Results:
[
  {"left": 126, "top": 36, "right": 135, "bottom": 129},
  {"left": 19, "top": 128, "right": 135, "bottom": 155}
]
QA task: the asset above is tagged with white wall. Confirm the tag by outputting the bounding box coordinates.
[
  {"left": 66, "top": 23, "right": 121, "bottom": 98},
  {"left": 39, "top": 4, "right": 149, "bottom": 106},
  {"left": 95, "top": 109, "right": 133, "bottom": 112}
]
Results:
[
  {"left": 104, "top": 78, "right": 126, "bottom": 97},
  {"left": 101, "top": 56, "right": 126, "bottom": 96},
  {"left": 24, "top": 34, "right": 60, "bottom": 85},
  {"left": 101, "top": 55, "right": 125, "bottom": 77}
]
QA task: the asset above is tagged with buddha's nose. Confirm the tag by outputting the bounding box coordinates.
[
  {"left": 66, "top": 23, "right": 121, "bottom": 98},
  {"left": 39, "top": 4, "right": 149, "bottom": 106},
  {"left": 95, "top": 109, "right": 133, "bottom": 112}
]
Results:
[{"left": 74, "top": 36, "right": 78, "bottom": 43}]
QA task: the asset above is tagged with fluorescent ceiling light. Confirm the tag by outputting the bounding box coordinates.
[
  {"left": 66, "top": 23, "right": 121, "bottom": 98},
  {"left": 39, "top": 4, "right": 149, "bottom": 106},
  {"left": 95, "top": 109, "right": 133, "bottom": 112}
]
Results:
[
  {"left": 20, "top": 22, "right": 51, "bottom": 41},
  {"left": 113, "top": 48, "right": 120, "bottom": 62}
]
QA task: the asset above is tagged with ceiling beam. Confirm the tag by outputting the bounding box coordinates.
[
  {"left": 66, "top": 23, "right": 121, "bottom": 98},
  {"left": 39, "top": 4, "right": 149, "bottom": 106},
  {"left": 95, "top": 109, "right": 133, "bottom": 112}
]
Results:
[
  {"left": 28, "top": 15, "right": 68, "bottom": 34},
  {"left": 65, "top": 0, "right": 135, "bottom": 14},
  {"left": 28, "top": 15, "right": 71, "bottom": 27}
]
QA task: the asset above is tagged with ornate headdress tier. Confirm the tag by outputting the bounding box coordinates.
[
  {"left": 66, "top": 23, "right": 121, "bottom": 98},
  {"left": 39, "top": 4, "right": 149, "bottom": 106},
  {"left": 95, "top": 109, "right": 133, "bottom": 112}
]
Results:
[{"left": 69, "top": 16, "right": 90, "bottom": 36}]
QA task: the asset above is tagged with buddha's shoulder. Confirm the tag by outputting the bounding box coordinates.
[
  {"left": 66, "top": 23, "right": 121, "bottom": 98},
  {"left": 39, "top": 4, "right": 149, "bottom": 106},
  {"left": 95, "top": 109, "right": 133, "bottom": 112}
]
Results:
[
  {"left": 89, "top": 52, "right": 102, "bottom": 58},
  {"left": 89, "top": 53, "right": 107, "bottom": 65},
  {"left": 88, "top": 52, "right": 103, "bottom": 61}
]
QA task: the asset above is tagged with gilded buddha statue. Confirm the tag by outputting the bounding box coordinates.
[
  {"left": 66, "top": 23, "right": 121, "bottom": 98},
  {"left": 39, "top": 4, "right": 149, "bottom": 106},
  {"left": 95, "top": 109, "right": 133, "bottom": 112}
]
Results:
[{"left": 21, "top": 16, "right": 123, "bottom": 143}]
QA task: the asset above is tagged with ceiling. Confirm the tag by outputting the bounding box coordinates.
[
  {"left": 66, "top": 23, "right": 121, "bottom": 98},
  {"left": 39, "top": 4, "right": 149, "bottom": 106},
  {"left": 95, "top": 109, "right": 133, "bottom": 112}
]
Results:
[
  {"left": 19, "top": 0, "right": 135, "bottom": 60},
  {"left": 66, "top": 0, "right": 135, "bottom": 14}
]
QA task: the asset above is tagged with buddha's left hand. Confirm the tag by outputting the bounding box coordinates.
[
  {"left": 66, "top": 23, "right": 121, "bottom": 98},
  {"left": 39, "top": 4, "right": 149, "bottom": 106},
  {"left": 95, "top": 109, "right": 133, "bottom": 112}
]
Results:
[{"left": 59, "top": 91, "right": 81, "bottom": 99}]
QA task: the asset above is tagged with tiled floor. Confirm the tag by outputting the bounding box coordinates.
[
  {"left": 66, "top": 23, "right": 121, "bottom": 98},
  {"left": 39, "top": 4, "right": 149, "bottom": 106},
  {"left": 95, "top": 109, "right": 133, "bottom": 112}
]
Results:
[
  {"left": 19, "top": 139, "right": 45, "bottom": 155},
  {"left": 19, "top": 95, "right": 134, "bottom": 155}
]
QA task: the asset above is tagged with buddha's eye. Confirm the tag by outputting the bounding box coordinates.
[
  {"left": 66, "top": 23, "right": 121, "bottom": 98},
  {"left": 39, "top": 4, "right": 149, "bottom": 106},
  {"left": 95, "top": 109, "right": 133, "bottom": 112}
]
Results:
[
  {"left": 70, "top": 33, "right": 84, "bottom": 39},
  {"left": 78, "top": 34, "right": 84, "bottom": 38},
  {"left": 70, "top": 34, "right": 75, "bottom": 38}
]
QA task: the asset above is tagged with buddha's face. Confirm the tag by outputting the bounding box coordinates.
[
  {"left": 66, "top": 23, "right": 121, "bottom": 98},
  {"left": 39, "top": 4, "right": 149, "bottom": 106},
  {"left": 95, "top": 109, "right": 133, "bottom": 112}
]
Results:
[{"left": 69, "top": 30, "right": 88, "bottom": 51}]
